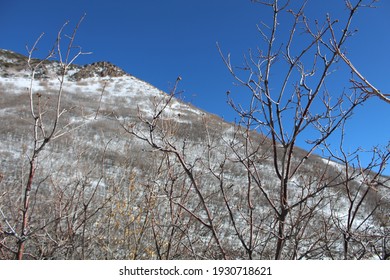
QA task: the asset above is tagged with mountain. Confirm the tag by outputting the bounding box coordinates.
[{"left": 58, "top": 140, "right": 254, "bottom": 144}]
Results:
[{"left": 0, "top": 49, "right": 389, "bottom": 260}]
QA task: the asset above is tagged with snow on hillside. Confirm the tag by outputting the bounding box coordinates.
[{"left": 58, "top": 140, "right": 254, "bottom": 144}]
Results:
[{"left": 0, "top": 49, "right": 389, "bottom": 260}]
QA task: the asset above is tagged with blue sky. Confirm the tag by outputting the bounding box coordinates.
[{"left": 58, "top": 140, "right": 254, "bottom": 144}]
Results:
[{"left": 1, "top": 0, "right": 389, "bottom": 173}]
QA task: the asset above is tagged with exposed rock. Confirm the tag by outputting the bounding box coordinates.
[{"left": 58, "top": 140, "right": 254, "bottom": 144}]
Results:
[
  {"left": 71, "top": 61, "right": 128, "bottom": 80},
  {"left": 0, "top": 49, "right": 129, "bottom": 81}
]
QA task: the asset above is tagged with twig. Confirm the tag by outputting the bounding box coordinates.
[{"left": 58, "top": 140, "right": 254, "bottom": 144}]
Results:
[{"left": 335, "top": 48, "right": 390, "bottom": 104}]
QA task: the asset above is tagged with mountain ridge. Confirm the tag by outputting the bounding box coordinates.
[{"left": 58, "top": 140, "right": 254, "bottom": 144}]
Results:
[
  {"left": 0, "top": 48, "right": 128, "bottom": 80},
  {"left": 0, "top": 48, "right": 389, "bottom": 260}
]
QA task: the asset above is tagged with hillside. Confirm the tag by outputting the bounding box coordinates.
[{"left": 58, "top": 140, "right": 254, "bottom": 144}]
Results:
[{"left": 0, "top": 49, "right": 389, "bottom": 260}]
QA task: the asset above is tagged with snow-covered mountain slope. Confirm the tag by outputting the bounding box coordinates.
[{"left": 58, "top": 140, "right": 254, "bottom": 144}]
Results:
[
  {"left": 0, "top": 49, "right": 213, "bottom": 172},
  {"left": 0, "top": 49, "right": 389, "bottom": 260}
]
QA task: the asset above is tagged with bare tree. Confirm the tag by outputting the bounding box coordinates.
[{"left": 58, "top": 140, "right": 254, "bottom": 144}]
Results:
[
  {"left": 322, "top": 128, "right": 390, "bottom": 259},
  {"left": 0, "top": 15, "right": 98, "bottom": 259},
  {"left": 123, "top": 0, "right": 389, "bottom": 260},
  {"left": 120, "top": 78, "right": 230, "bottom": 259},
  {"left": 217, "top": 0, "right": 388, "bottom": 259}
]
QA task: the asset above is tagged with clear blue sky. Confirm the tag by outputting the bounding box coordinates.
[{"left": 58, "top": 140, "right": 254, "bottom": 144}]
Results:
[{"left": 1, "top": 0, "right": 389, "bottom": 173}]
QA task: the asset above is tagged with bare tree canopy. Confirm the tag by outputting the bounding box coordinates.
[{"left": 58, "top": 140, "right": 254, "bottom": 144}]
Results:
[{"left": 0, "top": 0, "right": 389, "bottom": 260}]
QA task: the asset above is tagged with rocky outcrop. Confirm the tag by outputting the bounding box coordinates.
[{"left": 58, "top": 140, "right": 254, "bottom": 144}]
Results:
[
  {"left": 0, "top": 49, "right": 130, "bottom": 81},
  {"left": 71, "top": 61, "right": 128, "bottom": 80}
]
